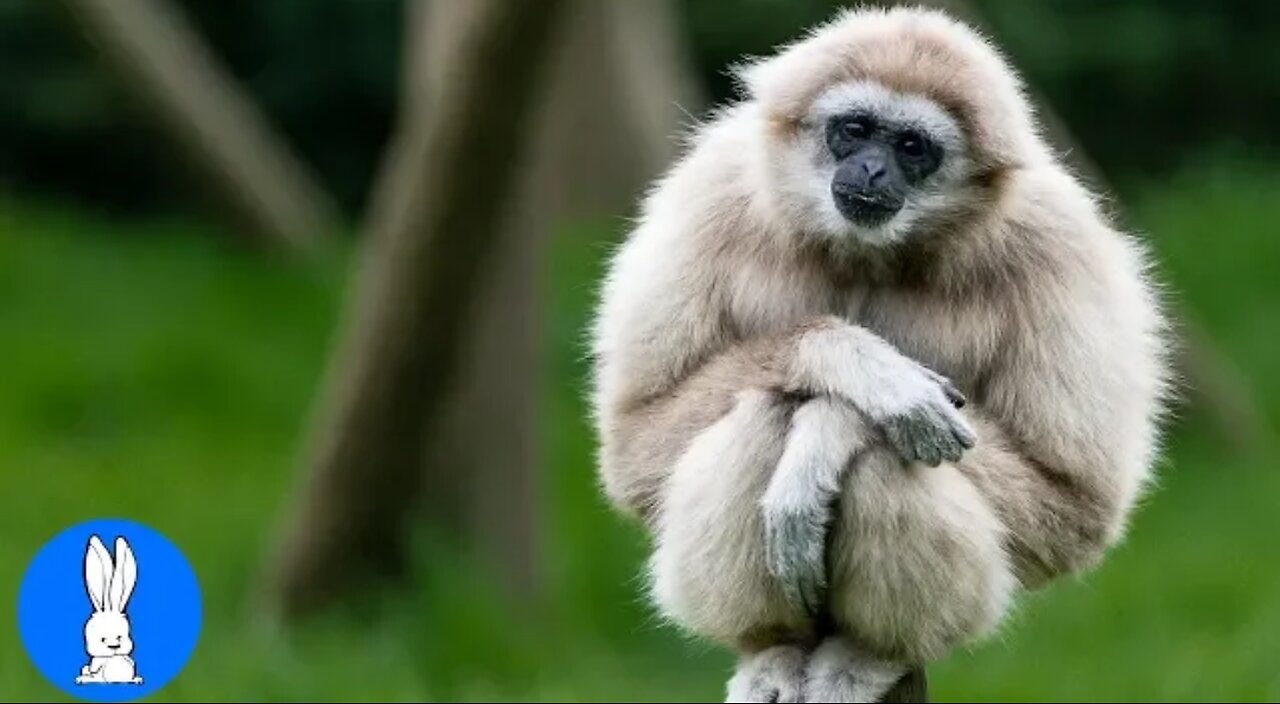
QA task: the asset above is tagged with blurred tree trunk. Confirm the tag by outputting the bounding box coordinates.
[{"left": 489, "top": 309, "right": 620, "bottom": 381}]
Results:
[
  {"left": 538, "top": 0, "right": 704, "bottom": 221},
  {"left": 260, "top": 0, "right": 703, "bottom": 618},
  {"left": 52, "top": 0, "right": 341, "bottom": 257},
  {"left": 431, "top": 0, "right": 703, "bottom": 597},
  {"left": 393, "top": 0, "right": 704, "bottom": 601},
  {"left": 259, "top": 0, "right": 567, "bottom": 619},
  {"left": 374, "top": 0, "right": 553, "bottom": 603}
]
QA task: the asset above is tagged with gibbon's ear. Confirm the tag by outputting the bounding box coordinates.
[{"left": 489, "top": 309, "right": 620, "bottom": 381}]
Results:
[
  {"left": 85, "top": 535, "right": 112, "bottom": 613},
  {"left": 109, "top": 537, "right": 137, "bottom": 613}
]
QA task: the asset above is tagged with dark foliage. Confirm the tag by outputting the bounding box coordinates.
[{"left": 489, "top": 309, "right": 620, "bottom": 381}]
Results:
[{"left": 1, "top": 0, "right": 1276, "bottom": 222}]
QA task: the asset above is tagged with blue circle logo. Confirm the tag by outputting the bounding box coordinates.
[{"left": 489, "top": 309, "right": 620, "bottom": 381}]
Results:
[{"left": 17, "top": 518, "right": 202, "bottom": 702}]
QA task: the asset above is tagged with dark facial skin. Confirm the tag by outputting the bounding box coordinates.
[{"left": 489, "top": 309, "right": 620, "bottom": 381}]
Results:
[{"left": 827, "top": 112, "right": 944, "bottom": 226}]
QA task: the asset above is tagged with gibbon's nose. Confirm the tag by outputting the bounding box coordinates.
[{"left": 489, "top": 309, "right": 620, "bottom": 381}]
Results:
[
  {"left": 834, "top": 146, "right": 900, "bottom": 191},
  {"left": 832, "top": 151, "right": 904, "bottom": 224},
  {"left": 856, "top": 151, "right": 889, "bottom": 188}
]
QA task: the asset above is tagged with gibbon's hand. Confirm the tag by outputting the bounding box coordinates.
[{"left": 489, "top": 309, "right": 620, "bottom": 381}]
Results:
[
  {"left": 760, "top": 381, "right": 975, "bottom": 616},
  {"left": 877, "top": 360, "right": 975, "bottom": 467},
  {"left": 792, "top": 322, "right": 977, "bottom": 468},
  {"left": 764, "top": 496, "right": 828, "bottom": 615},
  {"left": 761, "top": 396, "right": 866, "bottom": 615}
]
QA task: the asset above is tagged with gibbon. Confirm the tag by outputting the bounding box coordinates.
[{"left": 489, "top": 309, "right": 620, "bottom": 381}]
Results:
[{"left": 589, "top": 6, "right": 1172, "bottom": 702}]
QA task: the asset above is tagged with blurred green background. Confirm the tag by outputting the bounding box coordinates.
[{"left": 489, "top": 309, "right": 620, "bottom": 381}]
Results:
[{"left": 2, "top": 0, "right": 1278, "bottom": 701}]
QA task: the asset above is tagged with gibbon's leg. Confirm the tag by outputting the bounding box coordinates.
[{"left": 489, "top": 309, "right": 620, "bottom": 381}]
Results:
[
  {"left": 648, "top": 388, "right": 817, "bottom": 657},
  {"left": 826, "top": 444, "right": 1015, "bottom": 666},
  {"left": 724, "top": 396, "right": 871, "bottom": 703}
]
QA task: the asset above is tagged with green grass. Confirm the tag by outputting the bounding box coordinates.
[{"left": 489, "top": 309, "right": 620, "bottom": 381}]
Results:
[{"left": 2, "top": 153, "right": 1278, "bottom": 702}]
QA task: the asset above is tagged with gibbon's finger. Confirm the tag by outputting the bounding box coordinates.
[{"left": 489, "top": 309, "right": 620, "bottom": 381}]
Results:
[
  {"left": 921, "top": 366, "right": 967, "bottom": 408},
  {"left": 925, "top": 403, "right": 970, "bottom": 461},
  {"left": 936, "top": 421, "right": 964, "bottom": 463},
  {"left": 925, "top": 405, "right": 959, "bottom": 466},
  {"left": 904, "top": 414, "right": 934, "bottom": 465},
  {"left": 764, "top": 504, "right": 828, "bottom": 615},
  {"left": 889, "top": 409, "right": 949, "bottom": 466},
  {"left": 797, "top": 562, "right": 826, "bottom": 618},
  {"left": 780, "top": 551, "right": 825, "bottom": 617},
  {"left": 948, "top": 410, "right": 979, "bottom": 450},
  {"left": 927, "top": 405, "right": 970, "bottom": 465},
  {"left": 913, "top": 422, "right": 943, "bottom": 467},
  {"left": 883, "top": 417, "right": 915, "bottom": 464}
]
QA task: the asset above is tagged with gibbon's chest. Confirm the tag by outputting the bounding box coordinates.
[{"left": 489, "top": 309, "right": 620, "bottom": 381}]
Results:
[
  {"left": 853, "top": 289, "right": 1002, "bottom": 389},
  {"left": 727, "top": 263, "right": 1002, "bottom": 389}
]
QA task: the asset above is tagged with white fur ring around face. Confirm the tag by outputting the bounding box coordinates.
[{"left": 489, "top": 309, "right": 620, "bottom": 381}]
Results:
[{"left": 74, "top": 534, "right": 144, "bottom": 686}]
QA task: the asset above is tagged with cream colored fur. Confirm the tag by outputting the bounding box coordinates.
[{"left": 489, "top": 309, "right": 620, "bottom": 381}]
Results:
[{"left": 589, "top": 6, "right": 1172, "bottom": 702}]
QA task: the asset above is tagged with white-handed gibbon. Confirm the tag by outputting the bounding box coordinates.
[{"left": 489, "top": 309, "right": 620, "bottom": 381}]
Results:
[{"left": 589, "top": 6, "right": 1172, "bottom": 702}]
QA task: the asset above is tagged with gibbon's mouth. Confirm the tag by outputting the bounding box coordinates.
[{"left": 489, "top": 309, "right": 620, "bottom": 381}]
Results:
[
  {"left": 107, "top": 643, "right": 121, "bottom": 651},
  {"left": 832, "top": 189, "right": 903, "bottom": 227}
]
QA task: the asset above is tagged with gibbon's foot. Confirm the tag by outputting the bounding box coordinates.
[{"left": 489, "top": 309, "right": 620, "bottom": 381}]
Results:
[
  {"left": 726, "top": 645, "right": 807, "bottom": 703},
  {"left": 803, "top": 637, "right": 906, "bottom": 703}
]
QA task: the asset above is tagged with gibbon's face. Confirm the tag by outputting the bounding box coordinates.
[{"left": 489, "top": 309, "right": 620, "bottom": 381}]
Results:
[{"left": 776, "top": 80, "right": 974, "bottom": 248}]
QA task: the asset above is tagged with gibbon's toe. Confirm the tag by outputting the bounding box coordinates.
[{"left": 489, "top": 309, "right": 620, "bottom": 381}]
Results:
[{"left": 726, "top": 645, "right": 807, "bottom": 703}]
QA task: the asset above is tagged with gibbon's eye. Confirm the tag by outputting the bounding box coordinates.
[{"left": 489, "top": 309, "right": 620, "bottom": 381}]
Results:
[
  {"left": 840, "top": 116, "right": 872, "bottom": 140},
  {"left": 898, "top": 131, "right": 926, "bottom": 158},
  {"left": 827, "top": 115, "right": 874, "bottom": 158},
  {"left": 101, "top": 637, "right": 107, "bottom": 642}
]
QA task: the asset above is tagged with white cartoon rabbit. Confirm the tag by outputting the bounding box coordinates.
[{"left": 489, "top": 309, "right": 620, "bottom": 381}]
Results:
[{"left": 75, "top": 534, "right": 143, "bottom": 685}]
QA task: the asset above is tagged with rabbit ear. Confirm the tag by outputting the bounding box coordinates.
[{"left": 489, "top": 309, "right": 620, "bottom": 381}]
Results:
[
  {"left": 85, "top": 535, "right": 112, "bottom": 612},
  {"left": 108, "top": 536, "right": 137, "bottom": 612}
]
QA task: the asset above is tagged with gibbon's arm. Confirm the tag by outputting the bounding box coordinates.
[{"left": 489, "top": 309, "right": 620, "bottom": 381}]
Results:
[
  {"left": 591, "top": 109, "right": 970, "bottom": 530},
  {"left": 591, "top": 198, "right": 973, "bottom": 534},
  {"left": 593, "top": 305, "right": 972, "bottom": 533},
  {"left": 594, "top": 312, "right": 991, "bottom": 660},
  {"left": 594, "top": 221, "right": 969, "bottom": 540},
  {"left": 955, "top": 253, "right": 1166, "bottom": 588},
  {"left": 825, "top": 233, "right": 1166, "bottom": 664}
]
